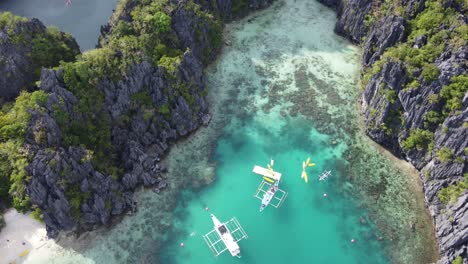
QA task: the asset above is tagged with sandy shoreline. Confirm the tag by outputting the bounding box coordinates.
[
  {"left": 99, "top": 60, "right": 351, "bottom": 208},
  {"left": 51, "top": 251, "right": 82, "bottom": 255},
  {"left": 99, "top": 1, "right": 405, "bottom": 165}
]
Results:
[
  {"left": 0, "top": 209, "right": 97, "bottom": 264},
  {"left": 0, "top": 209, "right": 48, "bottom": 264},
  {"left": 354, "top": 100, "right": 440, "bottom": 261}
]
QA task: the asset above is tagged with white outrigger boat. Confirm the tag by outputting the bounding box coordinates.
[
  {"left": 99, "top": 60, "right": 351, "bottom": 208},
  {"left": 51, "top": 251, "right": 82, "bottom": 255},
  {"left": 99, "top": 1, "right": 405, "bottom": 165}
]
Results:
[
  {"left": 203, "top": 214, "right": 248, "bottom": 258},
  {"left": 318, "top": 170, "right": 332, "bottom": 181},
  {"left": 259, "top": 180, "right": 279, "bottom": 212},
  {"left": 252, "top": 160, "right": 288, "bottom": 212}
]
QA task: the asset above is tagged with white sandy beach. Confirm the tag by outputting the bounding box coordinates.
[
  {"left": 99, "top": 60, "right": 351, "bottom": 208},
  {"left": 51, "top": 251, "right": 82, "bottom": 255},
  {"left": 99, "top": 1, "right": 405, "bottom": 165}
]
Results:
[
  {"left": 0, "top": 209, "right": 47, "bottom": 264},
  {"left": 0, "top": 209, "right": 92, "bottom": 264}
]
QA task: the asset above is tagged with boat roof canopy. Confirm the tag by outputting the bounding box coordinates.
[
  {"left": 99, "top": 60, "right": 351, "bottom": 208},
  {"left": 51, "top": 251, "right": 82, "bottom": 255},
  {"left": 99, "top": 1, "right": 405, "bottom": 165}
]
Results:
[{"left": 252, "top": 165, "right": 282, "bottom": 181}]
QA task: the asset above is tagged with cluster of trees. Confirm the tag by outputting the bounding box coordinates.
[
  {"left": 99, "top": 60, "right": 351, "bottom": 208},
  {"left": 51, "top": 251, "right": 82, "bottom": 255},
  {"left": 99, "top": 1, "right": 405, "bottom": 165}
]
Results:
[
  {"left": 59, "top": 53, "right": 120, "bottom": 178},
  {"left": 401, "top": 129, "right": 434, "bottom": 151},
  {"left": 437, "top": 173, "right": 468, "bottom": 204},
  {"left": 30, "top": 26, "right": 79, "bottom": 79},
  {"left": 103, "top": 0, "right": 183, "bottom": 76},
  {"left": 364, "top": 0, "right": 467, "bottom": 89},
  {"left": 440, "top": 75, "right": 468, "bottom": 112}
]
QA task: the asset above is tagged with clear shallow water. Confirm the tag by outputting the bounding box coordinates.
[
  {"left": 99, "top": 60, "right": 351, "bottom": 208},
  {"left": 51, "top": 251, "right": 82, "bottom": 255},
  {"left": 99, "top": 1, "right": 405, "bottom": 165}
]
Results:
[
  {"left": 0, "top": 0, "right": 118, "bottom": 50},
  {"left": 160, "top": 1, "right": 387, "bottom": 263},
  {"left": 22, "top": 0, "right": 437, "bottom": 263},
  {"left": 163, "top": 1, "right": 436, "bottom": 263}
]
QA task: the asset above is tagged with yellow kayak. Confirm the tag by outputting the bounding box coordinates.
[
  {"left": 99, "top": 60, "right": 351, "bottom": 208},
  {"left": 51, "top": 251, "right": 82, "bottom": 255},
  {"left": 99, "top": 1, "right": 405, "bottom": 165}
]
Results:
[
  {"left": 19, "top": 249, "right": 30, "bottom": 257},
  {"left": 301, "top": 171, "right": 308, "bottom": 183},
  {"left": 263, "top": 176, "right": 275, "bottom": 183}
]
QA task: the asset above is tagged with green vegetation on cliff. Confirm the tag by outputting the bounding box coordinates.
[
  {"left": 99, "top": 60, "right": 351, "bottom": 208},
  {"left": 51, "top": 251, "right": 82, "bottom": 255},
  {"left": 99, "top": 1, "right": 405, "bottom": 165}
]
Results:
[
  {"left": 59, "top": 50, "right": 120, "bottom": 178},
  {"left": 0, "top": 12, "right": 79, "bottom": 80},
  {"left": 363, "top": 0, "right": 467, "bottom": 93},
  {"left": 0, "top": 91, "right": 48, "bottom": 211},
  {"left": 0, "top": 12, "right": 28, "bottom": 41},
  {"left": 402, "top": 129, "right": 434, "bottom": 151},
  {"left": 184, "top": 0, "right": 223, "bottom": 62},
  {"left": 101, "top": 0, "right": 185, "bottom": 77},
  {"left": 437, "top": 173, "right": 468, "bottom": 204},
  {"left": 31, "top": 27, "right": 79, "bottom": 76},
  {"left": 440, "top": 75, "right": 468, "bottom": 112},
  {"left": 30, "top": 208, "right": 44, "bottom": 222},
  {"left": 436, "top": 147, "right": 453, "bottom": 162},
  {"left": 452, "top": 256, "right": 463, "bottom": 264},
  {"left": 53, "top": 0, "right": 213, "bottom": 180}
]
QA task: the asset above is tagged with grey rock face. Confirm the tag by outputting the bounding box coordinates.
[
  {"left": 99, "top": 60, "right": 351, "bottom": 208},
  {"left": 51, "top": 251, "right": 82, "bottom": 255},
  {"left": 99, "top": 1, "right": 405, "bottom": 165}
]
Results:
[
  {"left": 413, "top": 34, "right": 427, "bottom": 49},
  {"left": 331, "top": 0, "right": 373, "bottom": 43},
  {"left": 363, "top": 15, "right": 406, "bottom": 66},
  {"left": 321, "top": 0, "right": 468, "bottom": 262},
  {"left": 362, "top": 60, "right": 407, "bottom": 154},
  {"left": 172, "top": 7, "right": 219, "bottom": 63},
  {"left": 0, "top": 18, "right": 45, "bottom": 104},
  {"left": 0, "top": 18, "right": 79, "bottom": 106},
  {"left": 27, "top": 147, "right": 136, "bottom": 237},
  {"left": 435, "top": 193, "right": 468, "bottom": 264}
]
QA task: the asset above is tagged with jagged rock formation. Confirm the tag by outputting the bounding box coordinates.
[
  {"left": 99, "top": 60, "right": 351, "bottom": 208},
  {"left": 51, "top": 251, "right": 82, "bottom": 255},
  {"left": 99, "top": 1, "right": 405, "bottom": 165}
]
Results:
[
  {"left": 319, "top": 0, "right": 467, "bottom": 262},
  {"left": 0, "top": 0, "right": 273, "bottom": 238},
  {"left": 0, "top": 13, "right": 79, "bottom": 105}
]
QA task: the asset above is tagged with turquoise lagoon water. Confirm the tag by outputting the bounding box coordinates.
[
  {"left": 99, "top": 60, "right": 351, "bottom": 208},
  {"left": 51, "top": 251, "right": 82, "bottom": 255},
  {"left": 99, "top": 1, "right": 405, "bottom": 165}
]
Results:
[
  {"left": 21, "top": 0, "right": 437, "bottom": 263},
  {"left": 0, "top": 0, "right": 118, "bottom": 50},
  {"left": 160, "top": 137, "right": 388, "bottom": 263},
  {"left": 158, "top": 1, "right": 437, "bottom": 263}
]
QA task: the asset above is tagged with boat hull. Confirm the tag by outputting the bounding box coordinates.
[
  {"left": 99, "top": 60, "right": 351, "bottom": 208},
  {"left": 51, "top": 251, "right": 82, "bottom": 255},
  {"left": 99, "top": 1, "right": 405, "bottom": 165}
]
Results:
[{"left": 210, "top": 214, "right": 241, "bottom": 256}]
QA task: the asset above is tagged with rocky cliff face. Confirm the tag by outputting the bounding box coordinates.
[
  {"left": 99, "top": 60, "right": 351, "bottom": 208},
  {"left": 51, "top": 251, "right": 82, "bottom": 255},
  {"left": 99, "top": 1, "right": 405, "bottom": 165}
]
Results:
[
  {"left": 12, "top": 0, "right": 273, "bottom": 238},
  {"left": 0, "top": 13, "right": 79, "bottom": 106},
  {"left": 319, "top": 0, "right": 467, "bottom": 262}
]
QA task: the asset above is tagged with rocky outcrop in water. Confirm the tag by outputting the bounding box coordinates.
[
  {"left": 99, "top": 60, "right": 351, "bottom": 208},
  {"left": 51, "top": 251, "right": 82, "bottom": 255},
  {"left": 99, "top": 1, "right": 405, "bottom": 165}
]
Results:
[
  {"left": 0, "top": 0, "right": 273, "bottom": 238},
  {"left": 0, "top": 13, "right": 79, "bottom": 106},
  {"left": 320, "top": 0, "right": 467, "bottom": 262}
]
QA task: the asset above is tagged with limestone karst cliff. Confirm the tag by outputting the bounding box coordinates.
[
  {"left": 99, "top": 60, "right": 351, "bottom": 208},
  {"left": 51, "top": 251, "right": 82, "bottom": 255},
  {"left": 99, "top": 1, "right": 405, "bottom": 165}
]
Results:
[
  {"left": 319, "top": 0, "right": 467, "bottom": 262},
  {"left": 0, "top": 0, "right": 272, "bottom": 238}
]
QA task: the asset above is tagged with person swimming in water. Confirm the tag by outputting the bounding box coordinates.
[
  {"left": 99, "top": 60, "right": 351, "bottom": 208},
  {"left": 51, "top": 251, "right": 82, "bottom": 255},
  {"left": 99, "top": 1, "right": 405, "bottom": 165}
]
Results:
[{"left": 66, "top": 0, "right": 72, "bottom": 6}]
